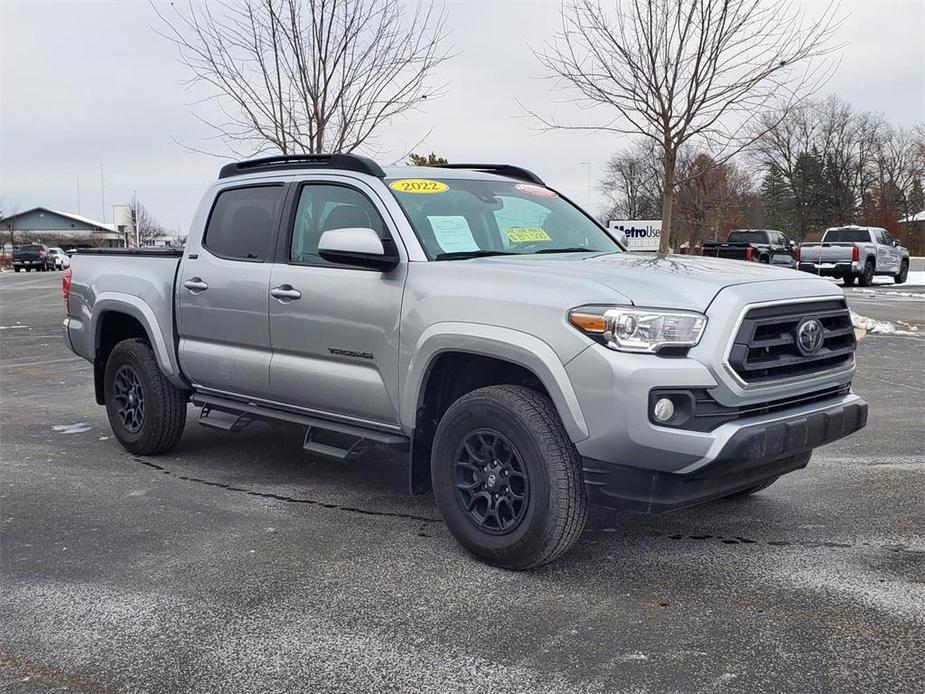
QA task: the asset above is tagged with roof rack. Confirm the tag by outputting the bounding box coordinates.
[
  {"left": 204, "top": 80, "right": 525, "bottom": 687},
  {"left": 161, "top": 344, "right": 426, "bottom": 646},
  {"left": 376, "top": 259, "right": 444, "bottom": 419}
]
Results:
[
  {"left": 437, "top": 163, "right": 545, "bottom": 186},
  {"left": 218, "top": 153, "right": 385, "bottom": 179}
]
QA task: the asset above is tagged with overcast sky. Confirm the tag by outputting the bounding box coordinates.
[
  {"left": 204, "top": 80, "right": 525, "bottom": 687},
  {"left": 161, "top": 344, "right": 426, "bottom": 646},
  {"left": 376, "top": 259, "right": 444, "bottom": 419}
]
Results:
[{"left": 2, "top": 0, "right": 923, "bottom": 232}]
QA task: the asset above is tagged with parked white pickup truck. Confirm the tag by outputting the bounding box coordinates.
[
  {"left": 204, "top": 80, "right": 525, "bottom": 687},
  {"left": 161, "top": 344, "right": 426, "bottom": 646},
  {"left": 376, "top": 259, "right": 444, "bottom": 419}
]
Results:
[{"left": 798, "top": 226, "right": 909, "bottom": 286}]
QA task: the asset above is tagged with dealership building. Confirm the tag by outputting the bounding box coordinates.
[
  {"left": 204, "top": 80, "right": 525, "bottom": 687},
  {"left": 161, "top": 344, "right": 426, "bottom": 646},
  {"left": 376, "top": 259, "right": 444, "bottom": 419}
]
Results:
[{"left": 0, "top": 207, "right": 126, "bottom": 252}]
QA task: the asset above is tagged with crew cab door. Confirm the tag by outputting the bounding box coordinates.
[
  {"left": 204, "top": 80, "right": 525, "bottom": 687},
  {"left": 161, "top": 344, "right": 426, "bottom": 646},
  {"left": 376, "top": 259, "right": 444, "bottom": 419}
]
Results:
[
  {"left": 877, "top": 230, "right": 899, "bottom": 273},
  {"left": 177, "top": 183, "right": 286, "bottom": 397},
  {"left": 267, "top": 177, "right": 406, "bottom": 427}
]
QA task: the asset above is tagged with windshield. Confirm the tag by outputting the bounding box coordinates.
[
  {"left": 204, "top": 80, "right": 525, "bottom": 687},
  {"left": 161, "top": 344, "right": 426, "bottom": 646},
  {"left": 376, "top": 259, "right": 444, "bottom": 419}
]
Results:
[
  {"left": 824, "top": 229, "right": 869, "bottom": 243},
  {"left": 727, "top": 231, "right": 769, "bottom": 244},
  {"left": 386, "top": 177, "right": 622, "bottom": 260}
]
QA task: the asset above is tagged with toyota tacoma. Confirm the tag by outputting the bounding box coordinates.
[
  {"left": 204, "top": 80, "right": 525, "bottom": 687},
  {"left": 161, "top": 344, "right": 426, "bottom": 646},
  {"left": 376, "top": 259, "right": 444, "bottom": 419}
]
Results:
[{"left": 63, "top": 154, "right": 868, "bottom": 569}]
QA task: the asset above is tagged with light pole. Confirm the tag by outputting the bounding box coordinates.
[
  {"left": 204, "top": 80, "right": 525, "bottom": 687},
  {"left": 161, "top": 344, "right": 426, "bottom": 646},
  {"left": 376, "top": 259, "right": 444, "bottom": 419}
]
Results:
[{"left": 579, "top": 161, "right": 591, "bottom": 208}]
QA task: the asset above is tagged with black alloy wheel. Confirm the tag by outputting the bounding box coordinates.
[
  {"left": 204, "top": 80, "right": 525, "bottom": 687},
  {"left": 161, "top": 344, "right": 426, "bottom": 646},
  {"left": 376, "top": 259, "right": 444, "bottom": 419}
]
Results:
[
  {"left": 112, "top": 364, "right": 146, "bottom": 434},
  {"left": 454, "top": 429, "right": 529, "bottom": 535}
]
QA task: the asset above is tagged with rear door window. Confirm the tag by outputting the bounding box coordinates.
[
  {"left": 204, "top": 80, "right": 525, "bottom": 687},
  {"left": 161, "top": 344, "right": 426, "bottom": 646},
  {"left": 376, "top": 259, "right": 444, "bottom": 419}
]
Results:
[{"left": 204, "top": 185, "right": 284, "bottom": 261}]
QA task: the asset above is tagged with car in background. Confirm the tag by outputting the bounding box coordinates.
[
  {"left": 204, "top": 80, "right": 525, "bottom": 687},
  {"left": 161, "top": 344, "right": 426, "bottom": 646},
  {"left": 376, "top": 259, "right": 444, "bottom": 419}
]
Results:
[
  {"left": 12, "top": 244, "right": 50, "bottom": 272},
  {"left": 46, "top": 247, "right": 70, "bottom": 270},
  {"left": 701, "top": 229, "right": 796, "bottom": 267},
  {"left": 798, "top": 226, "right": 909, "bottom": 286}
]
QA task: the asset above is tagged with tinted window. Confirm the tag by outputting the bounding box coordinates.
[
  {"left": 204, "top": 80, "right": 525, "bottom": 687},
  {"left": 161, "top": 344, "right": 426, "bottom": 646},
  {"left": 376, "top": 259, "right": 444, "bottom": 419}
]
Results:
[
  {"left": 824, "top": 229, "right": 870, "bottom": 243},
  {"left": 290, "top": 184, "right": 386, "bottom": 265},
  {"left": 20, "top": 244, "right": 44, "bottom": 251},
  {"left": 880, "top": 230, "right": 894, "bottom": 244},
  {"left": 727, "top": 231, "right": 768, "bottom": 244},
  {"left": 204, "top": 185, "right": 284, "bottom": 261}
]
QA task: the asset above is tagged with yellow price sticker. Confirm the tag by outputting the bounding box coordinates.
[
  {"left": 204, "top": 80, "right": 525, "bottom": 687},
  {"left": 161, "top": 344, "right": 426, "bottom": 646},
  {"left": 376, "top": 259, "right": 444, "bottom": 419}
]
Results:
[
  {"left": 389, "top": 179, "right": 449, "bottom": 194},
  {"left": 505, "top": 227, "right": 552, "bottom": 243}
]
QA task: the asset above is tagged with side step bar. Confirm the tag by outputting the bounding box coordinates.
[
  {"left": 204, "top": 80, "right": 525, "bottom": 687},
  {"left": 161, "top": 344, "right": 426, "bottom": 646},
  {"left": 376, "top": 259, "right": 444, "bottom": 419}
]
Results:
[{"left": 190, "top": 393, "right": 409, "bottom": 454}]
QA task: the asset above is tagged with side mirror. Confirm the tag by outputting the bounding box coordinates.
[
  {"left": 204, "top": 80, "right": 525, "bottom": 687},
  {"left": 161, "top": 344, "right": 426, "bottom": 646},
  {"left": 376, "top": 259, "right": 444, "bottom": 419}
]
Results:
[
  {"left": 317, "top": 227, "right": 399, "bottom": 271},
  {"left": 893, "top": 240, "right": 900, "bottom": 247}
]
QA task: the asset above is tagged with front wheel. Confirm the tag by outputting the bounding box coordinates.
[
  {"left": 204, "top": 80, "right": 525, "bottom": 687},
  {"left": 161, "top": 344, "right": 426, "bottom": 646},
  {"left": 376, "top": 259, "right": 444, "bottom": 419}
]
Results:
[
  {"left": 431, "top": 385, "right": 588, "bottom": 570},
  {"left": 104, "top": 338, "right": 187, "bottom": 455},
  {"left": 894, "top": 260, "right": 908, "bottom": 284}
]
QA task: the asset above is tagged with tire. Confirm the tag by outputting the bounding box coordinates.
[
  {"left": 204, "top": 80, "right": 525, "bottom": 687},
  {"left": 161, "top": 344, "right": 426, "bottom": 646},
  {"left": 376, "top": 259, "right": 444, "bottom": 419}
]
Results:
[
  {"left": 759, "top": 254, "right": 770, "bottom": 264},
  {"left": 857, "top": 259, "right": 875, "bottom": 287},
  {"left": 842, "top": 274, "right": 856, "bottom": 286},
  {"left": 13, "top": 267, "right": 20, "bottom": 272},
  {"left": 431, "top": 384, "right": 588, "bottom": 570},
  {"left": 894, "top": 260, "right": 908, "bottom": 285},
  {"left": 725, "top": 476, "right": 779, "bottom": 498},
  {"left": 104, "top": 338, "right": 187, "bottom": 455}
]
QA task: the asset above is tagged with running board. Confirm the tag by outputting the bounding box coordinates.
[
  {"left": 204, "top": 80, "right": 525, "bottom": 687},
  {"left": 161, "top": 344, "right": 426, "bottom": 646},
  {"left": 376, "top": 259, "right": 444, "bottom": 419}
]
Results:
[
  {"left": 199, "top": 405, "right": 253, "bottom": 432},
  {"left": 190, "top": 393, "right": 409, "bottom": 449}
]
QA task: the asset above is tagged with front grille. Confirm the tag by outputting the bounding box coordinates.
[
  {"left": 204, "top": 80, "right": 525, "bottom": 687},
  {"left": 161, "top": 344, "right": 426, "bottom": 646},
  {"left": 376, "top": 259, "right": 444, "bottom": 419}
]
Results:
[{"left": 728, "top": 300, "right": 855, "bottom": 384}]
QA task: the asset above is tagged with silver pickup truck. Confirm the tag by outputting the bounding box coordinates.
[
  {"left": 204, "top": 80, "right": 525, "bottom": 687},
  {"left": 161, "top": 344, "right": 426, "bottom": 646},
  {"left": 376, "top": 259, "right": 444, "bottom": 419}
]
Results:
[
  {"left": 798, "top": 226, "right": 910, "bottom": 286},
  {"left": 63, "top": 154, "right": 868, "bottom": 569}
]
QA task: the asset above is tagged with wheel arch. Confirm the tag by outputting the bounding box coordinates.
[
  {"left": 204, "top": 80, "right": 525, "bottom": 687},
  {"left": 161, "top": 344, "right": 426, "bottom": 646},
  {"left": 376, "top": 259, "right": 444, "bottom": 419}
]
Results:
[
  {"left": 91, "top": 295, "right": 184, "bottom": 404},
  {"left": 403, "top": 324, "right": 589, "bottom": 494}
]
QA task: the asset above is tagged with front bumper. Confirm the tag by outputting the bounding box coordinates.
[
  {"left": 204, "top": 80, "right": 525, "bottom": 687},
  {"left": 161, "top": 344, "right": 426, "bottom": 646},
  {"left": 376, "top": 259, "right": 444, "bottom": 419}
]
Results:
[
  {"left": 798, "top": 261, "right": 857, "bottom": 276},
  {"left": 583, "top": 396, "right": 867, "bottom": 512}
]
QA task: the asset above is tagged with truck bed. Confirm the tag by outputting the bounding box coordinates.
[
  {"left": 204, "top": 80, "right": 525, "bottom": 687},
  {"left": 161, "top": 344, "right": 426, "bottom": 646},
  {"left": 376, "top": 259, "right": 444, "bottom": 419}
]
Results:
[{"left": 65, "top": 249, "right": 186, "bottom": 389}]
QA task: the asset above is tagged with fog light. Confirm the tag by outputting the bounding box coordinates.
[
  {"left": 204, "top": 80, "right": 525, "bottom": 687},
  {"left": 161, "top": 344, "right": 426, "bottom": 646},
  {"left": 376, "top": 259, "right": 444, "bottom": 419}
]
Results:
[{"left": 653, "top": 397, "right": 675, "bottom": 423}]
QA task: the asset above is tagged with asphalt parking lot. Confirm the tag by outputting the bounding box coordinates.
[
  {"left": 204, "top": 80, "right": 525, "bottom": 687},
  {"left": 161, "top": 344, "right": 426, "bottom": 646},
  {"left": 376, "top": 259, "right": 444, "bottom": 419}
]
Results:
[{"left": 1, "top": 270, "right": 923, "bottom": 694}]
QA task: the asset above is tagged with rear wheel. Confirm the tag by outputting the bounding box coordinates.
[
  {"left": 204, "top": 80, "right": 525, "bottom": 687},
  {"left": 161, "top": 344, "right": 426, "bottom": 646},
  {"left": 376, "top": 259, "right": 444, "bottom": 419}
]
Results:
[
  {"left": 842, "top": 274, "right": 856, "bottom": 286},
  {"left": 13, "top": 267, "right": 20, "bottom": 272},
  {"left": 431, "top": 385, "right": 588, "bottom": 570},
  {"left": 894, "top": 260, "right": 908, "bottom": 284},
  {"left": 857, "top": 259, "right": 875, "bottom": 287},
  {"left": 104, "top": 338, "right": 187, "bottom": 455}
]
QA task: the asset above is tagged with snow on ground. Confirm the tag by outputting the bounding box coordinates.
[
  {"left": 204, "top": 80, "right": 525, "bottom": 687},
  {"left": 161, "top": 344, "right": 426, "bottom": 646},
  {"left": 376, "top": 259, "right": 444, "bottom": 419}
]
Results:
[{"left": 850, "top": 310, "right": 921, "bottom": 337}]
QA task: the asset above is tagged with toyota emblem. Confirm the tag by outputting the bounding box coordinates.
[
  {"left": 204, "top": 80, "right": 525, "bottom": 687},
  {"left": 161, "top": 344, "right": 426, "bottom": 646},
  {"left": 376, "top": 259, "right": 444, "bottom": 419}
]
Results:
[{"left": 796, "top": 318, "right": 824, "bottom": 355}]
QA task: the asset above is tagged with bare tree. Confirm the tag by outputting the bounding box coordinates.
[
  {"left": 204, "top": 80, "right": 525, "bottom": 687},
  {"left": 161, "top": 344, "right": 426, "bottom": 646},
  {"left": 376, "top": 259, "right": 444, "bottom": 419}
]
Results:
[
  {"left": 131, "top": 199, "right": 166, "bottom": 246},
  {"left": 598, "top": 139, "right": 663, "bottom": 220},
  {"left": 1, "top": 201, "right": 21, "bottom": 257},
  {"left": 673, "top": 151, "right": 753, "bottom": 247},
  {"left": 533, "top": 0, "right": 841, "bottom": 252},
  {"left": 156, "top": 0, "right": 450, "bottom": 156}
]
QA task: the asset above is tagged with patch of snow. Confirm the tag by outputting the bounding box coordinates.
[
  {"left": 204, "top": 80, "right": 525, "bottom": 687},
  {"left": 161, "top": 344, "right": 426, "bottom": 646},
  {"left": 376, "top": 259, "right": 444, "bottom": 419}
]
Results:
[
  {"left": 850, "top": 311, "right": 921, "bottom": 337},
  {"left": 848, "top": 287, "right": 924, "bottom": 299},
  {"left": 52, "top": 423, "right": 91, "bottom": 434},
  {"left": 0, "top": 325, "right": 29, "bottom": 330}
]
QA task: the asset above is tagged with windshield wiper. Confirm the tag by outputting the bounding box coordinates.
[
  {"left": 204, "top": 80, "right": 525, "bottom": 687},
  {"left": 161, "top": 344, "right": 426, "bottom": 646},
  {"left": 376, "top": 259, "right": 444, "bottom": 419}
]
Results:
[
  {"left": 434, "top": 250, "right": 518, "bottom": 261},
  {"left": 533, "top": 247, "right": 604, "bottom": 254}
]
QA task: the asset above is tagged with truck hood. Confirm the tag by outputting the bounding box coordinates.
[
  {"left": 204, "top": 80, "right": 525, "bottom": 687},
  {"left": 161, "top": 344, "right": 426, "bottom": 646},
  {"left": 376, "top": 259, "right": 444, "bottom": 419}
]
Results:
[{"left": 467, "top": 252, "right": 809, "bottom": 311}]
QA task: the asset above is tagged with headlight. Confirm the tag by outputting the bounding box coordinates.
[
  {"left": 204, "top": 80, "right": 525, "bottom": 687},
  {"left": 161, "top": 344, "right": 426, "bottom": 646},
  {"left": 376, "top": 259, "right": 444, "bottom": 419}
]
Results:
[{"left": 568, "top": 306, "right": 707, "bottom": 353}]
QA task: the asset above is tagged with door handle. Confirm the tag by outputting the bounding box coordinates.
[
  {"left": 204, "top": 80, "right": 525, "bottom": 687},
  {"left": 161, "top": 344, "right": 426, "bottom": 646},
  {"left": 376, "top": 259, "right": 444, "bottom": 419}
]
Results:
[
  {"left": 183, "top": 277, "right": 208, "bottom": 293},
  {"left": 270, "top": 284, "right": 302, "bottom": 302}
]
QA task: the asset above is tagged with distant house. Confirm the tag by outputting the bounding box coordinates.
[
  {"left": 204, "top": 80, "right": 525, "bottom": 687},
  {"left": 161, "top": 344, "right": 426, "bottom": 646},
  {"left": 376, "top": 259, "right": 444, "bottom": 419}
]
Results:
[
  {"left": 899, "top": 211, "right": 925, "bottom": 256},
  {"left": 1, "top": 207, "right": 126, "bottom": 252}
]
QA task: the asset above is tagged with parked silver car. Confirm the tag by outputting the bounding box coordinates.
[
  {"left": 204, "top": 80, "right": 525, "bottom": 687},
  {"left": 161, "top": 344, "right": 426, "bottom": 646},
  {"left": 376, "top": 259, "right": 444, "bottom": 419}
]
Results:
[{"left": 63, "top": 155, "right": 868, "bottom": 568}]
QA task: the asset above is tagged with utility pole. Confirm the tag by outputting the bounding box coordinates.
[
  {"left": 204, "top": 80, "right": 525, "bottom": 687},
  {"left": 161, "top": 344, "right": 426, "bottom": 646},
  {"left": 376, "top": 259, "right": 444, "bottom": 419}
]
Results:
[
  {"left": 99, "top": 163, "right": 106, "bottom": 223},
  {"left": 579, "top": 161, "right": 591, "bottom": 208}
]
